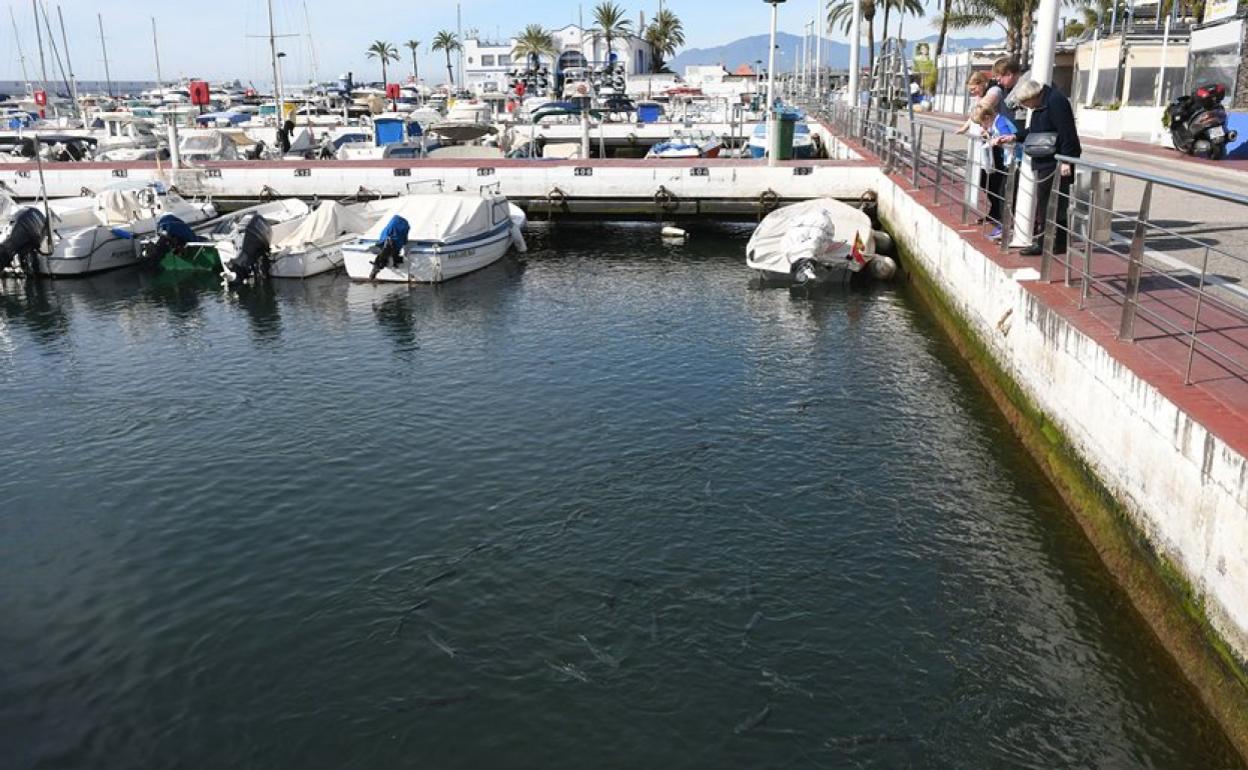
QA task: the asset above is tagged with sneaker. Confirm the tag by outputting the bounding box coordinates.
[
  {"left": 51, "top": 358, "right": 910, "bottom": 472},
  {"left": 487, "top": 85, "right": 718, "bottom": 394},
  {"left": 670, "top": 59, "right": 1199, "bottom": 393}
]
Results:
[
  {"left": 988, "top": 226, "right": 1002, "bottom": 240},
  {"left": 1019, "top": 244, "right": 1043, "bottom": 257}
]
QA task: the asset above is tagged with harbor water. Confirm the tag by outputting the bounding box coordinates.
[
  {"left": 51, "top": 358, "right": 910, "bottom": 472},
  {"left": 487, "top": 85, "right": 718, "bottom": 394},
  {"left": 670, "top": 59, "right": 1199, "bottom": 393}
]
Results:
[{"left": 0, "top": 223, "right": 1240, "bottom": 769}]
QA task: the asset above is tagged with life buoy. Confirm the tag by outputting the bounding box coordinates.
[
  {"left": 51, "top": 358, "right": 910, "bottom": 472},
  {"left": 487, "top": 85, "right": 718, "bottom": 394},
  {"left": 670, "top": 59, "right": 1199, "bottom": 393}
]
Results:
[
  {"left": 576, "top": 83, "right": 589, "bottom": 96},
  {"left": 33, "top": 90, "right": 47, "bottom": 106}
]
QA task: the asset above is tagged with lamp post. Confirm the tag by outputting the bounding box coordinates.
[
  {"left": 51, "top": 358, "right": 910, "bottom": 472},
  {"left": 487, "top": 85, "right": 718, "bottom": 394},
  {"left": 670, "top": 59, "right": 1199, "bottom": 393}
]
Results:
[
  {"left": 764, "top": 0, "right": 787, "bottom": 166},
  {"left": 276, "top": 51, "right": 287, "bottom": 124}
]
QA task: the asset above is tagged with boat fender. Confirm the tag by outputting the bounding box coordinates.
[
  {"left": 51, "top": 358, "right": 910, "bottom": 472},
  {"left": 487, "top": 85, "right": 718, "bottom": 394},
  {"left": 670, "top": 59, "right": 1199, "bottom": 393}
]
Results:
[
  {"left": 626, "top": 132, "right": 637, "bottom": 145},
  {"left": 758, "top": 188, "right": 779, "bottom": 210},
  {"left": 654, "top": 186, "right": 677, "bottom": 211},
  {"left": 868, "top": 255, "right": 898, "bottom": 282},
  {"left": 259, "top": 185, "right": 278, "bottom": 202},
  {"left": 871, "top": 230, "right": 894, "bottom": 255},
  {"left": 546, "top": 187, "right": 566, "bottom": 207},
  {"left": 660, "top": 225, "right": 687, "bottom": 239}
]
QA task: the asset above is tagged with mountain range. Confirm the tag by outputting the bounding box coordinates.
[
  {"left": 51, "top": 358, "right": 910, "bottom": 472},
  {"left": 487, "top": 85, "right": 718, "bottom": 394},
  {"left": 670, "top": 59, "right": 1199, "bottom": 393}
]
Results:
[{"left": 666, "top": 33, "right": 1002, "bottom": 73}]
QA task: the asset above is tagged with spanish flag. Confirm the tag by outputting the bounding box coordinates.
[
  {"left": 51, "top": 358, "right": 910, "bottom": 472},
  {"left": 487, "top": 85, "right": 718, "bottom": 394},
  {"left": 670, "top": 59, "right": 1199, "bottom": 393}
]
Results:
[{"left": 846, "top": 232, "right": 868, "bottom": 272}]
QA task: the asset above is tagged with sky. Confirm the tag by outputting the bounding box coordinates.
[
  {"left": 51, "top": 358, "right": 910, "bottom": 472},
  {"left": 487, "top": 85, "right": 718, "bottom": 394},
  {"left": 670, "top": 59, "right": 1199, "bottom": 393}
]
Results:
[{"left": 3, "top": 0, "right": 980, "bottom": 87}]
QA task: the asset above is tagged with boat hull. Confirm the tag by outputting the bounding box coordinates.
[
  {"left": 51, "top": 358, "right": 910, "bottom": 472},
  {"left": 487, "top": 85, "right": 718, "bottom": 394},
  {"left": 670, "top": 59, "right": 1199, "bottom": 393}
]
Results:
[{"left": 267, "top": 238, "right": 352, "bottom": 278}]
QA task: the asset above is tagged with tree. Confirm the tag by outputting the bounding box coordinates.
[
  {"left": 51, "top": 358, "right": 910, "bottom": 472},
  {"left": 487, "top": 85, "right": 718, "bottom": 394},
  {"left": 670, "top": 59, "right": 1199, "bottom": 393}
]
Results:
[
  {"left": 938, "top": 0, "right": 1030, "bottom": 61},
  {"left": 880, "top": 0, "right": 925, "bottom": 42},
  {"left": 405, "top": 40, "right": 420, "bottom": 81},
  {"left": 590, "top": 1, "right": 633, "bottom": 67},
  {"left": 432, "top": 30, "right": 462, "bottom": 86},
  {"left": 512, "top": 24, "right": 557, "bottom": 71},
  {"left": 935, "top": 0, "right": 954, "bottom": 62},
  {"left": 644, "top": 9, "right": 685, "bottom": 73},
  {"left": 366, "top": 40, "right": 400, "bottom": 87},
  {"left": 828, "top": 0, "right": 877, "bottom": 74}
]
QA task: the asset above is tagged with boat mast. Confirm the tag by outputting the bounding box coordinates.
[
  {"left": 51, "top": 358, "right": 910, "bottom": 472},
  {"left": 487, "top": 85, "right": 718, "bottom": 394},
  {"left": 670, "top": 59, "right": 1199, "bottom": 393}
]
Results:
[
  {"left": 55, "top": 5, "right": 79, "bottom": 118},
  {"left": 151, "top": 17, "right": 164, "bottom": 94},
  {"left": 38, "top": 1, "right": 73, "bottom": 118},
  {"left": 8, "top": 6, "right": 31, "bottom": 96},
  {"left": 31, "top": 0, "right": 54, "bottom": 114},
  {"left": 98, "top": 14, "right": 113, "bottom": 98},
  {"left": 268, "top": 0, "right": 283, "bottom": 122},
  {"left": 302, "top": 0, "right": 319, "bottom": 86}
]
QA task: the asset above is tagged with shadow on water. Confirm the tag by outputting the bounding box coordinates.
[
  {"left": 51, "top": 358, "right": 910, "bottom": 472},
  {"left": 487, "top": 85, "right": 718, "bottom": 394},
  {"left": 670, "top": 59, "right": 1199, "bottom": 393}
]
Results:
[
  {"left": 230, "top": 281, "right": 282, "bottom": 343},
  {"left": 0, "top": 277, "right": 70, "bottom": 345}
]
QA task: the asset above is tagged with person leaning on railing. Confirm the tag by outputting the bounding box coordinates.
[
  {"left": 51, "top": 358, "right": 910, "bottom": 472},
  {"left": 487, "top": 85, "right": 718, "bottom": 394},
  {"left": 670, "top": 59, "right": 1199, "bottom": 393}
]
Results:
[{"left": 993, "top": 77, "right": 1082, "bottom": 256}]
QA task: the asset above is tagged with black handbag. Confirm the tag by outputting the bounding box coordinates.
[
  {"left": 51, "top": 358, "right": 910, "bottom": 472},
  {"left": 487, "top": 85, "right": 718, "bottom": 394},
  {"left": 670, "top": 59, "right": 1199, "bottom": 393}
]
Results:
[{"left": 1023, "top": 131, "right": 1058, "bottom": 158}]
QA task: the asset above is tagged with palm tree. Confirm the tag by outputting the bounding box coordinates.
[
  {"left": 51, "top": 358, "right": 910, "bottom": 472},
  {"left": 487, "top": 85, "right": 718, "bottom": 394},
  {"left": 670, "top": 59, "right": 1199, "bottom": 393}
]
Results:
[
  {"left": 405, "top": 40, "right": 420, "bottom": 81},
  {"left": 644, "top": 8, "right": 685, "bottom": 73},
  {"left": 828, "top": 0, "right": 877, "bottom": 73},
  {"left": 935, "top": 0, "right": 954, "bottom": 61},
  {"left": 366, "top": 40, "right": 399, "bottom": 87},
  {"left": 512, "top": 24, "right": 557, "bottom": 71},
  {"left": 590, "top": 1, "right": 633, "bottom": 67},
  {"left": 432, "top": 30, "right": 462, "bottom": 86},
  {"left": 939, "top": 0, "right": 1029, "bottom": 59},
  {"left": 879, "top": 0, "right": 924, "bottom": 42}
]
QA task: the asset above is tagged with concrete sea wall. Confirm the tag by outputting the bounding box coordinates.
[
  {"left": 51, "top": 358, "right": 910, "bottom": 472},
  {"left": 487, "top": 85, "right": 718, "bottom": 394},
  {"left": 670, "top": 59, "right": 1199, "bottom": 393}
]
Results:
[{"left": 873, "top": 172, "right": 1248, "bottom": 751}]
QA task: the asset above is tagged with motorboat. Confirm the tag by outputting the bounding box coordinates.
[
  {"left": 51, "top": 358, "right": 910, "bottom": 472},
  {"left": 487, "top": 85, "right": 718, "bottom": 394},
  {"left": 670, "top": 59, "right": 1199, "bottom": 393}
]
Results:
[
  {"left": 140, "top": 199, "right": 312, "bottom": 273},
  {"left": 342, "top": 191, "right": 526, "bottom": 283},
  {"left": 746, "top": 198, "right": 895, "bottom": 284},
  {"left": 178, "top": 129, "right": 264, "bottom": 162},
  {"left": 220, "top": 198, "right": 393, "bottom": 280},
  {"left": 429, "top": 100, "right": 497, "bottom": 143},
  {"left": 645, "top": 130, "right": 723, "bottom": 159},
  {"left": 27, "top": 182, "right": 216, "bottom": 276},
  {"left": 746, "top": 120, "right": 816, "bottom": 160}
]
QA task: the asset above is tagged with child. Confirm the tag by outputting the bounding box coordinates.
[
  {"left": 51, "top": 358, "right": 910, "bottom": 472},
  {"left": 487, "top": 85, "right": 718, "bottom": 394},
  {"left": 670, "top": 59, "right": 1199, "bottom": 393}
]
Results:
[{"left": 969, "top": 104, "right": 1006, "bottom": 236}]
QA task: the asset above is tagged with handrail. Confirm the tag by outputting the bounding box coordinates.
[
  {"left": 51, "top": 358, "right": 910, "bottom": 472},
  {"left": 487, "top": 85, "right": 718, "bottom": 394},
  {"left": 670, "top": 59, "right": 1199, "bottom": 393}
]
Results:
[{"left": 1054, "top": 154, "right": 1248, "bottom": 208}]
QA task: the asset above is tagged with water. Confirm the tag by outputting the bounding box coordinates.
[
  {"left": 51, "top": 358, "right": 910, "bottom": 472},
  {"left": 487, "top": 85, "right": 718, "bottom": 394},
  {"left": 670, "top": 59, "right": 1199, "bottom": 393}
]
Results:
[{"left": 0, "top": 223, "right": 1240, "bottom": 769}]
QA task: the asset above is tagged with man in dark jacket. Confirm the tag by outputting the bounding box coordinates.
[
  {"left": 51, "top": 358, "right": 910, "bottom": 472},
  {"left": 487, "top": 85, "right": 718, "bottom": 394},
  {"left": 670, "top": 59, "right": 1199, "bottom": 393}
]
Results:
[{"left": 994, "top": 78, "right": 1081, "bottom": 255}]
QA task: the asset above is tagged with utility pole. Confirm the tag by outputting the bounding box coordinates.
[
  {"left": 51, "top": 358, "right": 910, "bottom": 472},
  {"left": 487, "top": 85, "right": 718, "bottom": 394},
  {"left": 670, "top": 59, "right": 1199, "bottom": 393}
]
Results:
[{"left": 98, "top": 14, "right": 113, "bottom": 97}]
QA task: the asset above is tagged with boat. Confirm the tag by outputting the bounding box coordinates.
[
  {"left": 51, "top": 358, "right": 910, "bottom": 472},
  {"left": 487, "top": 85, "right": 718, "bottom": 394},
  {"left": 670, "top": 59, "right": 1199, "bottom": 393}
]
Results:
[
  {"left": 745, "top": 198, "right": 895, "bottom": 284},
  {"left": 645, "top": 130, "right": 723, "bottom": 159},
  {"left": 29, "top": 182, "right": 217, "bottom": 276},
  {"left": 746, "top": 120, "right": 816, "bottom": 160},
  {"left": 220, "top": 198, "right": 393, "bottom": 281},
  {"left": 141, "top": 199, "right": 312, "bottom": 273},
  {"left": 341, "top": 191, "right": 526, "bottom": 283},
  {"left": 429, "top": 101, "right": 497, "bottom": 143}
]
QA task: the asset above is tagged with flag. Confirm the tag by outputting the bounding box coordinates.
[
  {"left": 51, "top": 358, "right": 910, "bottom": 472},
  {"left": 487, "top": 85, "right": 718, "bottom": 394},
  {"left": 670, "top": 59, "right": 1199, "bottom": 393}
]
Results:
[{"left": 846, "top": 232, "right": 868, "bottom": 272}]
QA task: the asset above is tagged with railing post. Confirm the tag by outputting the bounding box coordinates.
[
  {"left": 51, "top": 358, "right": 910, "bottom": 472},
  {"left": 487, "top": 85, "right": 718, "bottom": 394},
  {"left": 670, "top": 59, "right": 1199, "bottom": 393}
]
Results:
[
  {"left": 1184, "top": 245, "right": 1212, "bottom": 385},
  {"left": 1039, "top": 169, "right": 1061, "bottom": 281},
  {"left": 1118, "top": 180, "right": 1153, "bottom": 342},
  {"left": 912, "top": 124, "right": 923, "bottom": 189},
  {"left": 1000, "top": 163, "right": 1018, "bottom": 254},
  {"left": 1079, "top": 231, "right": 1093, "bottom": 309},
  {"left": 933, "top": 132, "right": 945, "bottom": 204},
  {"left": 961, "top": 138, "right": 975, "bottom": 224}
]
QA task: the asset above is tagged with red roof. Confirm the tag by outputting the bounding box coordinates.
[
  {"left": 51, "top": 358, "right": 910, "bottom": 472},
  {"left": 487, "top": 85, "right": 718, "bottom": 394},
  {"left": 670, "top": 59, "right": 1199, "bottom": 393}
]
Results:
[{"left": 734, "top": 64, "right": 756, "bottom": 76}]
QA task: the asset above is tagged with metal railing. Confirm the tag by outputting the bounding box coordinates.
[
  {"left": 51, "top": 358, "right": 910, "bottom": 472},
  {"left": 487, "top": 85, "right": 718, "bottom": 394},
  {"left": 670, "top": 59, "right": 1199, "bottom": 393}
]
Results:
[{"left": 811, "top": 97, "right": 1248, "bottom": 387}]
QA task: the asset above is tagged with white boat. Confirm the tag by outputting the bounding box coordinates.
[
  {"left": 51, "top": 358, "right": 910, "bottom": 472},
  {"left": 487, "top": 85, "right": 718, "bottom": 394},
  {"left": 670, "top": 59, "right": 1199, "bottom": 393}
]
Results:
[
  {"left": 645, "top": 130, "right": 724, "bottom": 159},
  {"left": 218, "top": 198, "right": 392, "bottom": 280},
  {"left": 33, "top": 182, "right": 216, "bottom": 276},
  {"left": 342, "top": 192, "right": 526, "bottom": 283},
  {"left": 746, "top": 198, "right": 895, "bottom": 284},
  {"left": 429, "top": 101, "right": 497, "bottom": 143}
]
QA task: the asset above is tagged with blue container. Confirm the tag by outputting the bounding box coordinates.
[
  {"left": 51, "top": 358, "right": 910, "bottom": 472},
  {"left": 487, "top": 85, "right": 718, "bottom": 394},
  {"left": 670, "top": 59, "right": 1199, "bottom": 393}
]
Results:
[
  {"left": 1227, "top": 110, "right": 1248, "bottom": 159},
  {"left": 638, "top": 103, "right": 661, "bottom": 123},
  {"left": 374, "top": 117, "right": 404, "bottom": 146}
]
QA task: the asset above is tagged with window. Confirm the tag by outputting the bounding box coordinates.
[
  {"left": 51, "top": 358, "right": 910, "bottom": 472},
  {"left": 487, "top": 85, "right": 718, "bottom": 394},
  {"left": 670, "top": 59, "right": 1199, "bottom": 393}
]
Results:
[
  {"left": 498, "top": 54, "right": 511, "bottom": 67},
  {"left": 1189, "top": 44, "right": 1240, "bottom": 101},
  {"left": 481, "top": 55, "right": 495, "bottom": 67},
  {"left": 1091, "top": 68, "right": 1119, "bottom": 105}
]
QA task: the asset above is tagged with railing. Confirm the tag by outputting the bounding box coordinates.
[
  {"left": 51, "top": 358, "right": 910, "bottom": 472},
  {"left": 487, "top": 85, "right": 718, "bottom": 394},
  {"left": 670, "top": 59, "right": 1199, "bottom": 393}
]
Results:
[{"left": 811, "top": 97, "right": 1248, "bottom": 387}]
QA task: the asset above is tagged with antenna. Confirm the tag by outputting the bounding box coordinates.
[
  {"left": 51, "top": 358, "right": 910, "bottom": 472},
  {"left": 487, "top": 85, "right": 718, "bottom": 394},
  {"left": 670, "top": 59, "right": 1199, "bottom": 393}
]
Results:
[{"left": 302, "top": 0, "right": 319, "bottom": 85}]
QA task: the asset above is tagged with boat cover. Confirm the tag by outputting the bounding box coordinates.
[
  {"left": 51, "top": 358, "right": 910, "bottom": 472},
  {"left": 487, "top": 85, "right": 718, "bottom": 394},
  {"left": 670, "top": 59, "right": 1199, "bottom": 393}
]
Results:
[
  {"left": 0, "top": 193, "right": 14, "bottom": 222},
  {"left": 364, "top": 195, "right": 497, "bottom": 245},
  {"left": 746, "top": 199, "right": 873, "bottom": 271},
  {"left": 156, "top": 214, "right": 197, "bottom": 244},
  {"left": 97, "top": 188, "right": 145, "bottom": 225},
  {"left": 374, "top": 215, "right": 411, "bottom": 249},
  {"left": 274, "top": 201, "right": 372, "bottom": 249}
]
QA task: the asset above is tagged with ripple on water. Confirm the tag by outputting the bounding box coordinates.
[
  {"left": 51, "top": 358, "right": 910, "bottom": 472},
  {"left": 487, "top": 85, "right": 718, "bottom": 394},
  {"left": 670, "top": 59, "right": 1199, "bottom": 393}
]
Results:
[{"left": 0, "top": 224, "right": 1240, "bottom": 770}]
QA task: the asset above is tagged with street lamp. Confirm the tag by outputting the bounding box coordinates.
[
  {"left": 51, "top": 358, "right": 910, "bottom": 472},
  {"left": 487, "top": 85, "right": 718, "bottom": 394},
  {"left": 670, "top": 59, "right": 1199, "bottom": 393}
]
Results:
[
  {"left": 763, "top": 0, "right": 787, "bottom": 166},
  {"left": 276, "top": 51, "right": 287, "bottom": 124}
]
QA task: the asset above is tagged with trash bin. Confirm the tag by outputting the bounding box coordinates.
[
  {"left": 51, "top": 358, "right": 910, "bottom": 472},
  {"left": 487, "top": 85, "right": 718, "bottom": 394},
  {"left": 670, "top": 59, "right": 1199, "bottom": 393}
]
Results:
[{"left": 772, "top": 114, "right": 796, "bottom": 160}]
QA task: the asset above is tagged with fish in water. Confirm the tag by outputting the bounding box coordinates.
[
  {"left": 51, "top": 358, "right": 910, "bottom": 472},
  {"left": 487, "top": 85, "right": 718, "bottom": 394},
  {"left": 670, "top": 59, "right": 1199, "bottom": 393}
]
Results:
[
  {"left": 547, "top": 660, "right": 590, "bottom": 683},
  {"left": 734, "top": 704, "right": 772, "bottom": 735},
  {"left": 427, "top": 632, "right": 457, "bottom": 658},
  {"left": 742, "top": 611, "right": 764, "bottom": 647},
  {"left": 578, "top": 634, "right": 620, "bottom": 668}
]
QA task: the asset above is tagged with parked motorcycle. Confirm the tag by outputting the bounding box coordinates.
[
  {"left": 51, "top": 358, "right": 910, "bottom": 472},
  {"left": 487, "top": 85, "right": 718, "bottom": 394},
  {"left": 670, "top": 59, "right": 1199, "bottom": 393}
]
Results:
[{"left": 1167, "top": 82, "right": 1238, "bottom": 160}]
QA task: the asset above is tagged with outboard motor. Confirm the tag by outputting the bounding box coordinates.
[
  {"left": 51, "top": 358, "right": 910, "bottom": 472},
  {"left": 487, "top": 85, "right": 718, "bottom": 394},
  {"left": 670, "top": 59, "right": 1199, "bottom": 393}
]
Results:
[
  {"left": 369, "top": 214, "right": 411, "bottom": 280},
  {"left": 140, "top": 214, "right": 198, "bottom": 266},
  {"left": 0, "top": 207, "right": 48, "bottom": 276},
  {"left": 223, "top": 214, "right": 273, "bottom": 284}
]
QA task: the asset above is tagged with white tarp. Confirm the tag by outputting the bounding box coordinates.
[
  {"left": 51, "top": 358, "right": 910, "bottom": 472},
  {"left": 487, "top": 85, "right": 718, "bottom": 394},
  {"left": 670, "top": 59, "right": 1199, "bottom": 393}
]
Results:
[
  {"left": 364, "top": 194, "right": 497, "bottom": 244},
  {"left": 96, "top": 188, "right": 144, "bottom": 225},
  {"left": 0, "top": 193, "right": 14, "bottom": 223},
  {"left": 746, "top": 198, "right": 874, "bottom": 272},
  {"left": 274, "top": 201, "right": 373, "bottom": 249}
]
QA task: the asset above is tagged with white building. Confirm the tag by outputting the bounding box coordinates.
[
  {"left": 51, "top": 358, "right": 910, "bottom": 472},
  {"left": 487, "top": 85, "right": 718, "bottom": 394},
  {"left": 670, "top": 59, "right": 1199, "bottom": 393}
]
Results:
[{"left": 463, "top": 24, "right": 652, "bottom": 94}]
